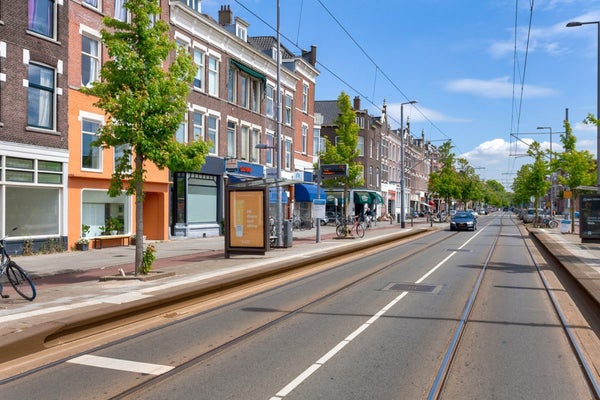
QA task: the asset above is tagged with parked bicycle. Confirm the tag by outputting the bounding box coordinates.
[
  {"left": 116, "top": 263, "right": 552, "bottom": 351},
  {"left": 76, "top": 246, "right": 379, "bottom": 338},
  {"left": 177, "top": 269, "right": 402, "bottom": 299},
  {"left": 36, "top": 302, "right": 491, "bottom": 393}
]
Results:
[
  {"left": 336, "top": 216, "right": 365, "bottom": 238},
  {"left": 542, "top": 216, "right": 559, "bottom": 228},
  {"left": 0, "top": 228, "right": 36, "bottom": 301}
]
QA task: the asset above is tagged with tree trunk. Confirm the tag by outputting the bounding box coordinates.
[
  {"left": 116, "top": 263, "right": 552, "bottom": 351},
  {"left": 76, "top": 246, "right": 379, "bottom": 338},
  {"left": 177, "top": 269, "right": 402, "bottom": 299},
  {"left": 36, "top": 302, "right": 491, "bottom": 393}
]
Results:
[{"left": 134, "top": 153, "right": 144, "bottom": 276}]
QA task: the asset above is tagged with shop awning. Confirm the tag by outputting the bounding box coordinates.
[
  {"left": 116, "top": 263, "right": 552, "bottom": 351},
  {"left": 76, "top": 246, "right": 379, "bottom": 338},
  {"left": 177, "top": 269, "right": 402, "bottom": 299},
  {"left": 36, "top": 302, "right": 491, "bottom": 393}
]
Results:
[
  {"left": 370, "top": 192, "right": 384, "bottom": 204},
  {"left": 230, "top": 59, "right": 267, "bottom": 87},
  {"left": 420, "top": 202, "right": 433, "bottom": 208},
  {"left": 354, "top": 191, "right": 371, "bottom": 204},
  {"left": 269, "top": 187, "right": 288, "bottom": 204},
  {"left": 326, "top": 194, "right": 344, "bottom": 205},
  {"left": 294, "top": 183, "right": 326, "bottom": 202}
]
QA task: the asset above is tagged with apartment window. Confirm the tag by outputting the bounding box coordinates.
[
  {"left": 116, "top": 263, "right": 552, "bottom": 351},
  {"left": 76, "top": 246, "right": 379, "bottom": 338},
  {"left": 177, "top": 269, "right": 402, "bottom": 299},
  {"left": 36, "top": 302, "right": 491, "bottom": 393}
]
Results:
[
  {"left": 284, "top": 139, "right": 292, "bottom": 170},
  {"left": 284, "top": 94, "right": 292, "bottom": 125},
  {"left": 28, "top": 0, "right": 55, "bottom": 38},
  {"left": 266, "top": 132, "right": 274, "bottom": 165},
  {"left": 175, "top": 121, "right": 187, "bottom": 143},
  {"left": 357, "top": 136, "right": 364, "bottom": 156},
  {"left": 369, "top": 165, "right": 373, "bottom": 186},
  {"left": 236, "top": 25, "right": 247, "bottom": 41},
  {"left": 376, "top": 167, "right": 380, "bottom": 186},
  {"left": 114, "top": 144, "right": 131, "bottom": 173},
  {"left": 82, "top": 119, "right": 102, "bottom": 170},
  {"left": 240, "top": 126, "right": 249, "bottom": 161},
  {"left": 240, "top": 76, "right": 249, "bottom": 108},
  {"left": 82, "top": 0, "right": 99, "bottom": 9},
  {"left": 193, "top": 112, "right": 203, "bottom": 140},
  {"left": 227, "top": 68, "right": 237, "bottom": 103},
  {"left": 227, "top": 121, "right": 236, "bottom": 158},
  {"left": 193, "top": 49, "right": 204, "bottom": 90},
  {"left": 208, "top": 56, "right": 219, "bottom": 97},
  {"left": 207, "top": 116, "right": 218, "bottom": 154},
  {"left": 302, "top": 83, "right": 308, "bottom": 113},
  {"left": 301, "top": 124, "right": 308, "bottom": 154},
  {"left": 266, "top": 84, "right": 274, "bottom": 118},
  {"left": 82, "top": 35, "right": 100, "bottom": 87},
  {"left": 114, "top": 0, "right": 128, "bottom": 21},
  {"left": 251, "top": 129, "right": 260, "bottom": 163},
  {"left": 27, "top": 63, "right": 55, "bottom": 130},
  {"left": 355, "top": 116, "right": 365, "bottom": 129},
  {"left": 251, "top": 80, "right": 260, "bottom": 113},
  {"left": 179, "top": 0, "right": 200, "bottom": 12}
]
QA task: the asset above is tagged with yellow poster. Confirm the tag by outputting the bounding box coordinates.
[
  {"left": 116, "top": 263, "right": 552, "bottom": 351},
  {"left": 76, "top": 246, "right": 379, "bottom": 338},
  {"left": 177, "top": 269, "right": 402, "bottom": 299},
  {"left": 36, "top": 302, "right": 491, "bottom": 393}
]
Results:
[{"left": 229, "top": 190, "right": 264, "bottom": 247}]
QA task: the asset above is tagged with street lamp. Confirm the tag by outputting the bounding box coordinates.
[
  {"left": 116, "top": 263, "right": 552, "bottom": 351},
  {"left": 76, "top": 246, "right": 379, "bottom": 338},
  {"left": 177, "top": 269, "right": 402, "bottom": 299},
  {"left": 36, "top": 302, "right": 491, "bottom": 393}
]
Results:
[
  {"left": 537, "top": 126, "right": 553, "bottom": 214},
  {"left": 566, "top": 20, "right": 600, "bottom": 189},
  {"left": 400, "top": 100, "right": 418, "bottom": 228}
]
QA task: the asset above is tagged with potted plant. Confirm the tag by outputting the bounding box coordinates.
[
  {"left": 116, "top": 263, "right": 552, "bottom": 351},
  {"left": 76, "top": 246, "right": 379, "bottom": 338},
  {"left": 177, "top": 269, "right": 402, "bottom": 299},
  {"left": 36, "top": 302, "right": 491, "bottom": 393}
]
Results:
[
  {"left": 81, "top": 224, "right": 91, "bottom": 237},
  {"left": 75, "top": 237, "right": 89, "bottom": 251},
  {"left": 105, "top": 217, "right": 124, "bottom": 235}
]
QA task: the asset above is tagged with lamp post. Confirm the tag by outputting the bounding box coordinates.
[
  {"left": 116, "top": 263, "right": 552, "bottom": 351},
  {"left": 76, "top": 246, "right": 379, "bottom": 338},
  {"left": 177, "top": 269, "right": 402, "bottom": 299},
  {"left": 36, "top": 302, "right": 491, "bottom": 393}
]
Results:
[
  {"left": 537, "top": 126, "right": 553, "bottom": 214},
  {"left": 400, "top": 100, "right": 417, "bottom": 228},
  {"left": 567, "top": 20, "right": 600, "bottom": 189}
]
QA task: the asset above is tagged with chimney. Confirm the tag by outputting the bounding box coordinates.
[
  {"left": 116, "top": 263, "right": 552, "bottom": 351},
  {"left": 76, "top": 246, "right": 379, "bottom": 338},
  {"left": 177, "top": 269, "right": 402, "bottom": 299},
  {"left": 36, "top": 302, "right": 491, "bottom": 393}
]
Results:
[
  {"left": 218, "top": 5, "right": 232, "bottom": 26},
  {"left": 353, "top": 96, "right": 361, "bottom": 111}
]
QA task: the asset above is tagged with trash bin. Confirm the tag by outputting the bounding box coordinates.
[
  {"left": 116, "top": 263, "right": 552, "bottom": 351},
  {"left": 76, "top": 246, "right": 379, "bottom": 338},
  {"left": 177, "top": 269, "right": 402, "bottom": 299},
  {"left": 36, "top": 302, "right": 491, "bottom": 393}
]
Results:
[
  {"left": 283, "top": 220, "right": 293, "bottom": 247},
  {"left": 560, "top": 220, "right": 571, "bottom": 234}
]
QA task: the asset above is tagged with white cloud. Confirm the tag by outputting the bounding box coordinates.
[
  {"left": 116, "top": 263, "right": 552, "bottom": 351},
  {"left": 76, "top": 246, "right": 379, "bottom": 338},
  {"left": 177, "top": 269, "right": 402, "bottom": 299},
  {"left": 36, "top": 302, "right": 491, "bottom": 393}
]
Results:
[{"left": 445, "top": 77, "right": 557, "bottom": 99}]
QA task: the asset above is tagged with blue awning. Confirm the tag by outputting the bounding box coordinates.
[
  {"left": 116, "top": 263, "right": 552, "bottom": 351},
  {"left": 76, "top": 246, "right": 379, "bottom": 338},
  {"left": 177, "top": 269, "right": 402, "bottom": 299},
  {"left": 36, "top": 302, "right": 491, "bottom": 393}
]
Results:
[
  {"left": 294, "top": 183, "right": 327, "bottom": 202},
  {"left": 269, "top": 187, "right": 288, "bottom": 204}
]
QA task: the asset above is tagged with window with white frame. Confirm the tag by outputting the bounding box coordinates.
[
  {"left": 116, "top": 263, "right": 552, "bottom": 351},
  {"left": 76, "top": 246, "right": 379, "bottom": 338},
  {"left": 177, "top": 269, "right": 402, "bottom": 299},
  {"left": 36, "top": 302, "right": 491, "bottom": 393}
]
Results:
[
  {"left": 266, "top": 132, "right": 274, "bottom": 165},
  {"left": 82, "top": 189, "right": 130, "bottom": 237},
  {"left": 114, "top": 144, "right": 131, "bottom": 173},
  {"left": 240, "top": 76, "right": 249, "bottom": 108},
  {"left": 193, "top": 48, "right": 204, "bottom": 91},
  {"left": 179, "top": 0, "right": 200, "bottom": 12},
  {"left": 302, "top": 83, "right": 308, "bottom": 113},
  {"left": 114, "top": 0, "right": 128, "bottom": 21},
  {"left": 357, "top": 136, "right": 364, "bottom": 156},
  {"left": 284, "top": 94, "right": 292, "bottom": 125},
  {"left": 240, "top": 126, "right": 249, "bottom": 161},
  {"left": 227, "top": 67, "right": 237, "bottom": 103},
  {"left": 193, "top": 111, "right": 203, "bottom": 140},
  {"left": 28, "top": 0, "right": 56, "bottom": 38},
  {"left": 251, "top": 80, "right": 261, "bottom": 113},
  {"left": 301, "top": 124, "right": 308, "bottom": 154},
  {"left": 208, "top": 56, "right": 219, "bottom": 97},
  {"left": 175, "top": 120, "right": 187, "bottom": 143},
  {"left": 369, "top": 165, "right": 373, "bottom": 186},
  {"left": 313, "top": 128, "right": 320, "bottom": 155},
  {"left": 251, "top": 129, "right": 260, "bottom": 163},
  {"left": 236, "top": 24, "right": 247, "bottom": 41},
  {"left": 4, "top": 156, "right": 62, "bottom": 184},
  {"left": 266, "top": 84, "right": 274, "bottom": 118},
  {"left": 227, "top": 121, "right": 236, "bottom": 158},
  {"left": 207, "top": 115, "right": 218, "bottom": 154},
  {"left": 285, "top": 139, "right": 292, "bottom": 170},
  {"left": 81, "top": 34, "right": 100, "bottom": 87},
  {"left": 81, "top": 119, "right": 102, "bottom": 170},
  {"left": 27, "top": 63, "right": 55, "bottom": 130},
  {"left": 82, "top": 0, "right": 99, "bottom": 10}
]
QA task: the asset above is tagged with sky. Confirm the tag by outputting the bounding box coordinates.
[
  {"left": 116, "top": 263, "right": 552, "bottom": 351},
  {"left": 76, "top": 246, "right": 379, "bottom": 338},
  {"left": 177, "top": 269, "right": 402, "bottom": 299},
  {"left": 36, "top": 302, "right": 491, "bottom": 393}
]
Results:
[{"left": 201, "top": 0, "right": 600, "bottom": 190}]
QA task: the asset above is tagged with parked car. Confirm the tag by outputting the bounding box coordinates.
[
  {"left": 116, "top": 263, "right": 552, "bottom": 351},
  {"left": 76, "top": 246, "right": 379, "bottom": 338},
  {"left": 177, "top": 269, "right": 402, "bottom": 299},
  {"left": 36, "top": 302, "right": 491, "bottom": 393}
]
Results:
[
  {"left": 450, "top": 211, "right": 477, "bottom": 231},
  {"left": 522, "top": 208, "right": 543, "bottom": 223}
]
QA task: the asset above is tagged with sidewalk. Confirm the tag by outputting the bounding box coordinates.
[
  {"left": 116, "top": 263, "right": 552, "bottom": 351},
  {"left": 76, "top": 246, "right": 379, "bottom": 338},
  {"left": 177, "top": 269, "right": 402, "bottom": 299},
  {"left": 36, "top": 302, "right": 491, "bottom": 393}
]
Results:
[{"left": 0, "top": 215, "right": 599, "bottom": 365}]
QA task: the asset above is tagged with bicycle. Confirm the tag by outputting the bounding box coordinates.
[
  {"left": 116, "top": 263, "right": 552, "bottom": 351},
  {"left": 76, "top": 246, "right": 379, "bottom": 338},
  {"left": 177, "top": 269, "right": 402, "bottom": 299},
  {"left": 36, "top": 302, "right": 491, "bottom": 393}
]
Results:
[
  {"left": 336, "top": 216, "right": 365, "bottom": 238},
  {"left": 542, "top": 216, "right": 559, "bottom": 228},
  {"left": 0, "top": 228, "right": 36, "bottom": 301}
]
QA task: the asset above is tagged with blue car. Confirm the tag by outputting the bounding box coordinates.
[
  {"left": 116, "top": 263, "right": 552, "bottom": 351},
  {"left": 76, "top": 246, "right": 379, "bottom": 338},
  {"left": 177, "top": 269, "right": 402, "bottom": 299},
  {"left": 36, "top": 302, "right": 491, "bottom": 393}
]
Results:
[{"left": 450, "top": 211, "right": 477, "bottom": 231}]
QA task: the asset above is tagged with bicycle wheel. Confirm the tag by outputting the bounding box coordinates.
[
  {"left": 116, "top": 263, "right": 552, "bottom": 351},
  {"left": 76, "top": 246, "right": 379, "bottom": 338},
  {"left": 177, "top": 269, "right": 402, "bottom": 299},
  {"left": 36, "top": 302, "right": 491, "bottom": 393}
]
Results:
[
  {"left": 336, "top": 224, "right": 347, "bottom": 238},
  {"left": 6, "top": 261, "right": 36, "bottom": 301},
  {"left": 355, "top": 223, "right": 365, "bottom": 238},
  {"left": 548, "top": 220, "right": 559, "bottom": 228}
]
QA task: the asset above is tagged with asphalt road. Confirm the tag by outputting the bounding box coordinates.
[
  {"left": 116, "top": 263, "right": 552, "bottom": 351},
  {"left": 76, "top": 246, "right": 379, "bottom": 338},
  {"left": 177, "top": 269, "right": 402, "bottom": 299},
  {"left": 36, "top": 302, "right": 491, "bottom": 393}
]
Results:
[{"left": 0, "top": 214, "right": 594, "bottom": 399}]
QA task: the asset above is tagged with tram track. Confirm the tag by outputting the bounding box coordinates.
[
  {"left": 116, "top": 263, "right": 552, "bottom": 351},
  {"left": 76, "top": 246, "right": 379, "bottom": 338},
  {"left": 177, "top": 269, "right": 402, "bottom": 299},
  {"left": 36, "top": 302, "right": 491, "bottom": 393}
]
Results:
[{"left": 427, "top": 214, "right": 600, "bottom": 400}]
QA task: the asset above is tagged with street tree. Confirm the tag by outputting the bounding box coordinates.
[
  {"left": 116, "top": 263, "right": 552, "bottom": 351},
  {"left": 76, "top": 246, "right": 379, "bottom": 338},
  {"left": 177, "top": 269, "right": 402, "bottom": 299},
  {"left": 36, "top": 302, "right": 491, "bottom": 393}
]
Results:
[
  {"left": 319, "top": 92, "right": 363, "bottom": 219},
  {"left": 552, "top": 119, "right": 596, "bottom": 222},
  {"left": 456, "top": 158, "right": 483, "bottom": 209},
  {"left": 428, "top": 141, "right": 459, "bottom": 213},
  {"left": 83, "top": 0, "right": 210, "bottom": 274}
]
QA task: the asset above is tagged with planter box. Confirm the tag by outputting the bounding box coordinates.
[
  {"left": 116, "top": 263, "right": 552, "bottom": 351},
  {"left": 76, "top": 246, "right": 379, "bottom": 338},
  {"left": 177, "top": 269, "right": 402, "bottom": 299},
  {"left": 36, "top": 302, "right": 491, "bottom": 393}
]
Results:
[{"left": 76, "top": 243, "right": 89, "bottom": 251}]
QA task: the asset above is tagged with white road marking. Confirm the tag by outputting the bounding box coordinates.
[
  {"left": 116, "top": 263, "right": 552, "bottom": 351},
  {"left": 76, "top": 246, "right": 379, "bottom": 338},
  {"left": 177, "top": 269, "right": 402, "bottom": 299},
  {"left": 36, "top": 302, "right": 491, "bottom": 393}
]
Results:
[
  {"left": 270, "top": 227, "right": 485, "bottom": 399},
  {"left": 67, "top": 354, "right": 173, "bottom": 375}
]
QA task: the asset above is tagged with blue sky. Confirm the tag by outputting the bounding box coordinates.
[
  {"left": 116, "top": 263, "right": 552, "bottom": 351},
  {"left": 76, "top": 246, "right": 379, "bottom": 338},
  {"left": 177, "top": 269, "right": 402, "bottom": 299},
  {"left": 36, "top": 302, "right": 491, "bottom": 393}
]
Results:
[{"left": 202, "top": 0, "right": 600, "bottom": 190}]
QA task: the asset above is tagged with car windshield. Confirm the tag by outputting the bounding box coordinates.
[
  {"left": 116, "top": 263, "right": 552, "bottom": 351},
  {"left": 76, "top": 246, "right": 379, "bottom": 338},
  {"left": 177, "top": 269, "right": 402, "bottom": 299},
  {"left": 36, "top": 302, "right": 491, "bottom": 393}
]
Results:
[{"left": 455, "top": 212, "right": 471, "bottom": 218}]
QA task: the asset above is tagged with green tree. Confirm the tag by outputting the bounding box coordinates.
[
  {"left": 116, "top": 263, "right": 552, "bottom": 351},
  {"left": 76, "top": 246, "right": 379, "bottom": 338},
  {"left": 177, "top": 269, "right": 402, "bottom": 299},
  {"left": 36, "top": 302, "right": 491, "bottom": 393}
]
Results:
[
  {"left": 552, "top": 119, "right": 596, "bottom": 222},
  {"left": 428, "top": 141, "right": 459, "bottom": 212},
  {"left": 483, "top": 180, "right": 507, "bottom": 207},
  {"left": 527, "top": 141, "right": 551, "bottom": 222},
  {"left": 319, "top": 92, "right": 363, "bottom": 218},
  {"left": 456, "top": 158, "right": 483, "bottom": 209},
  {"left": 83, "top": 0, "right": 210, "bottom": 274}
]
